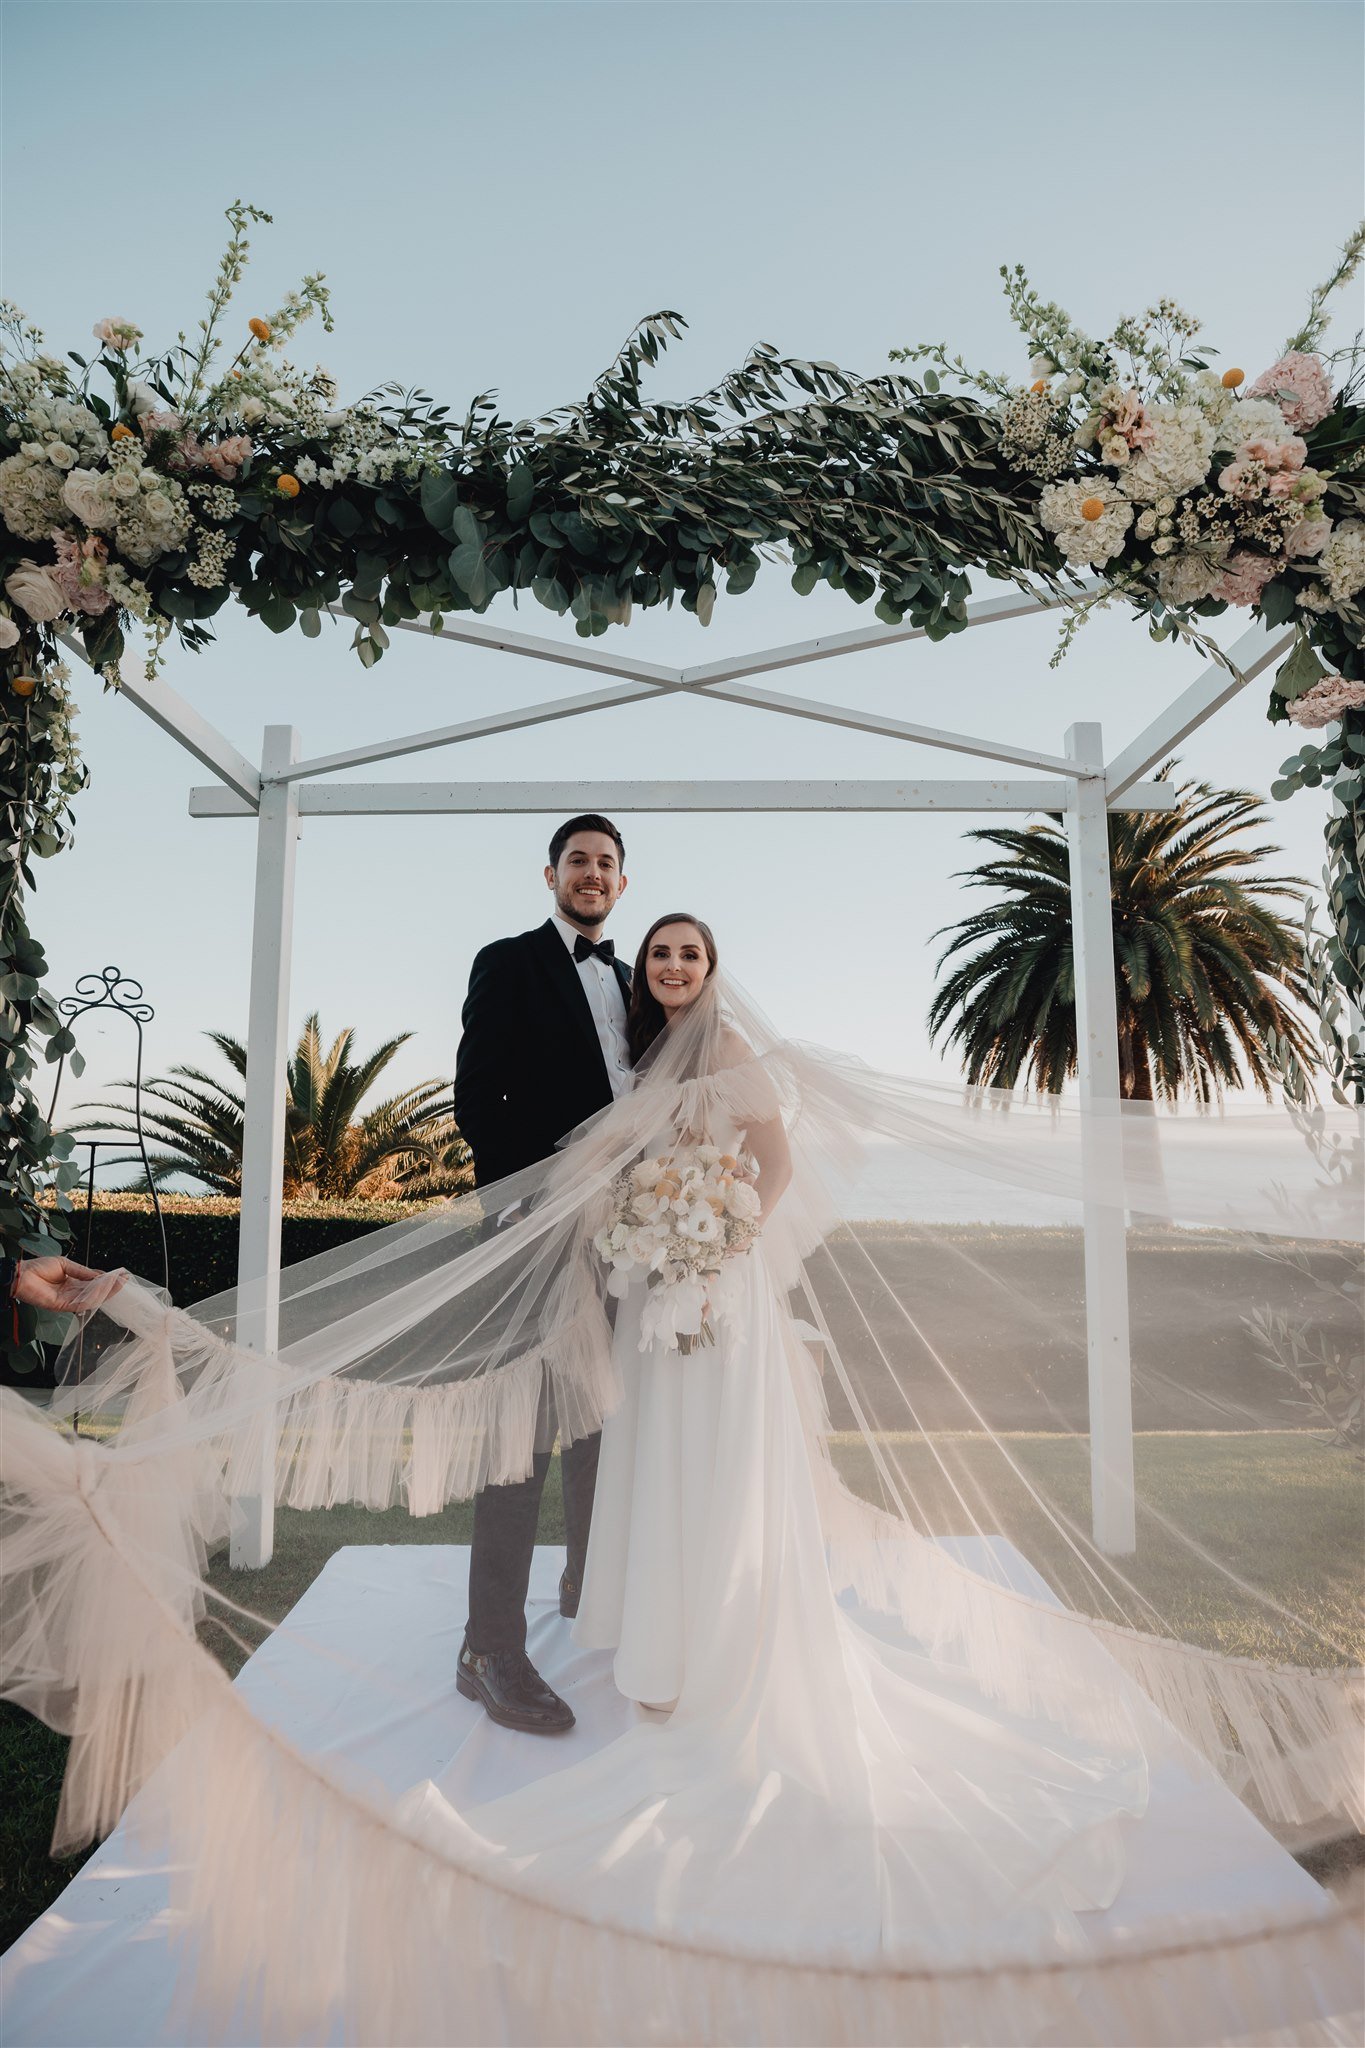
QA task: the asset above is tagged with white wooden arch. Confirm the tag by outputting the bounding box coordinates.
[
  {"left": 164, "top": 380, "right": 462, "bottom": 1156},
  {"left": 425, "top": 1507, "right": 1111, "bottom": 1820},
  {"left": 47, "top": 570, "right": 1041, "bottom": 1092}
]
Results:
[{"left": 65, "top": 595, "right": 1293, "bottom": 1567}]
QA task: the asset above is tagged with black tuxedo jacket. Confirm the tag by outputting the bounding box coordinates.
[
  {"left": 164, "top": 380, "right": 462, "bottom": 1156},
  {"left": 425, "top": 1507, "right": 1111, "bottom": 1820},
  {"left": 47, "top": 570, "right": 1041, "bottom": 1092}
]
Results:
[{"left": 453, "top": 919, "right": 633, "bottom": 1189}]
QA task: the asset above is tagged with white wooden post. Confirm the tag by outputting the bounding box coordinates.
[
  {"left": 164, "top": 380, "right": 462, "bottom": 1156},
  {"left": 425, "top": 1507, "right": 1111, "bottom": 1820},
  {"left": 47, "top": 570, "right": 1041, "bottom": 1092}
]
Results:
[
  {"left": 1065, "top": 723, "right": 1137, "bottom": 1555},
  {"left": 230, "top": 726, "right": 301, "bottom": 1567}
]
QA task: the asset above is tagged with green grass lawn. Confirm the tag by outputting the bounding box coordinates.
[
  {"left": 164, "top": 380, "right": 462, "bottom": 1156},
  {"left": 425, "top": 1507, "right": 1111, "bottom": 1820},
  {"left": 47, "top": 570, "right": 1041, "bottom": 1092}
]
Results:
[{"left": 2, "top": 1433, "right": 1360, "bottom": 1955}]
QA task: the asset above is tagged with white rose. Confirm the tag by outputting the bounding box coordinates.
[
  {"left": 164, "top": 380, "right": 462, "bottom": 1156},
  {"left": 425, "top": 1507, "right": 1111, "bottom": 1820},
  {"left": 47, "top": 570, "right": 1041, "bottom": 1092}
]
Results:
[
  {"left": 143, "top": 492, "right": 173, "bottom": 522},
  {"left": 724, "top": 1181, "right": 762, "bottom": 1222},
  {"left": 0, "top": 613, "right": 20, "bottom": 648},
  {"left": 5, "top": 562, "right": 67, "bottom": 622},
  {"left": 125, "top": 379, "right": 159, "bottom": 417},
  {"left": 1100, "top": 435, "right": 1129, "bottom": 466},
  {"left": 45, "top": 442, "right": 77, "bottom": 470},
  {"left": 62, "top": 468, "right": 112, "bottom": 528},
  {"left": 109, "top": 471, "right": 141, "bottom": 500},
  {"left": 238, "top": 397, "right": 266, "bottom": 425}
]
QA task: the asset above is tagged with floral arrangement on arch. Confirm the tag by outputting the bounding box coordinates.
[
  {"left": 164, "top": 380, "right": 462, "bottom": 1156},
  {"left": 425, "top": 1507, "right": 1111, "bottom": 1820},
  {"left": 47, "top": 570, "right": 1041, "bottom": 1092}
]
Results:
[
  {"left": 896, "top": 235, "right": 1365, "bottom": 738},
  {"left": 0, "top": 202, "right": 452, "bottom": 692}
]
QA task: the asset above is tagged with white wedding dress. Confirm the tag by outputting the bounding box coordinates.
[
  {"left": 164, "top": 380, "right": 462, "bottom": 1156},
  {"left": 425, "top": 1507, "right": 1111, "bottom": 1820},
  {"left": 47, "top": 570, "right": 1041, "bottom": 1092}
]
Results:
[{"left": 416, "top": 1106, "right": 1150, "bottom": 1976}]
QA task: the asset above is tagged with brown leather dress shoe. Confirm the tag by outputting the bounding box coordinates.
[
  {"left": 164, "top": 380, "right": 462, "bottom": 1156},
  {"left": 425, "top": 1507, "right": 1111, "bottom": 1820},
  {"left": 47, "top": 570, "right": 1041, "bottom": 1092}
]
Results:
[
  {"left": 457, "top": 1642, "right": 575, "bottom": 1733},
  {"left": 558, "top": 1568, "right": 581, "bottom": 1619}
]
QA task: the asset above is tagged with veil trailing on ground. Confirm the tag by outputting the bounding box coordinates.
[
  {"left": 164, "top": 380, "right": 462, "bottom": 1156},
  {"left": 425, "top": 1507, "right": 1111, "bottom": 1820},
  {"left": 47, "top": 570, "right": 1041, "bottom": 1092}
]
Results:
[{"left": 1, "top": 969, "right": 1361, "bottom": 2044}]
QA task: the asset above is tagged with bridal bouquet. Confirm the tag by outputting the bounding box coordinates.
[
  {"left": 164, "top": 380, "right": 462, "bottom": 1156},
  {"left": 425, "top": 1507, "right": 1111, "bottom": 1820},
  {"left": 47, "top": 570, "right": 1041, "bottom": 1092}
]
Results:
[{"left": 593, "top": 1145, "right": 763, "bottom": 1354}]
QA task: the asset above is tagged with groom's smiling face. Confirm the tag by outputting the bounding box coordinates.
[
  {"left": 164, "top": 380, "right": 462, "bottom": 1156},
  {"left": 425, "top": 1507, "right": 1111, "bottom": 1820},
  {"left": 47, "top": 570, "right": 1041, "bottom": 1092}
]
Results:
[{"left": 546, "top": 831, "right": 627, "bottom": 931}]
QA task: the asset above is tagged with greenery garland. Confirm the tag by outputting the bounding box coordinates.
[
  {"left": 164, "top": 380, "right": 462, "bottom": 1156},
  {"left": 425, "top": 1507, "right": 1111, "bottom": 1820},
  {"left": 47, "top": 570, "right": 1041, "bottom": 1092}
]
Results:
[{"left": 2, "top": 207, "right": 1362, "bottom": 1370}]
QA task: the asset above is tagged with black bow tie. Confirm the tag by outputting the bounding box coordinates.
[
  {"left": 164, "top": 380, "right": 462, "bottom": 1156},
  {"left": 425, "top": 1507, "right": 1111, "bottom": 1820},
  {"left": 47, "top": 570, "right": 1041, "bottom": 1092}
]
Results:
[{"left": 573, "top": 934, "right": 615, "bottom": 965}]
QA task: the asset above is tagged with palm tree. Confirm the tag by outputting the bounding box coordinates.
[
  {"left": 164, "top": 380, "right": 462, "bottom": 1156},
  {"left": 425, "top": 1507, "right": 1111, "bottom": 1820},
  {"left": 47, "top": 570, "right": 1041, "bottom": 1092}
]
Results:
[
  {"left": 78, "top": 1012, "right": 472, "bottom": 1198},
  {"left": 927, "top": 765, "right": 1318, "bottom": 1101}
]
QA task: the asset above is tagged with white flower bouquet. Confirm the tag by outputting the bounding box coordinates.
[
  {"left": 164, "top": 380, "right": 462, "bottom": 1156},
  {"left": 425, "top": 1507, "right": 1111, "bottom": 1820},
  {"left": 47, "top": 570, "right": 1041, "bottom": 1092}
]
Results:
[{"left": 593, "top": 1144, "right": 763, "bottom": 1355}]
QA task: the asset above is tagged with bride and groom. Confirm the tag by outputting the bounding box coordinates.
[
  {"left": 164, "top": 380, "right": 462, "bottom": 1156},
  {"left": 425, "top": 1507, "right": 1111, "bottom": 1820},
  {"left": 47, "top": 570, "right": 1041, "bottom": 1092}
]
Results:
[
  {"left": 433, "top": 810, "right": 1150, "bottom": 1963},
  {"left": 453, "top": 810, "right": 759, "bottom": 1735}
]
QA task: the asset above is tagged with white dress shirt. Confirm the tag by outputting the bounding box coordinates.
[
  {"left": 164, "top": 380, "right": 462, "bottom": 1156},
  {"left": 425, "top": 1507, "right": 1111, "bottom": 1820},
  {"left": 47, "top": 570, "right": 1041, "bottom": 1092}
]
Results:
[{"left": 552, "top": 914, "right": 632, "bottom": 1098}]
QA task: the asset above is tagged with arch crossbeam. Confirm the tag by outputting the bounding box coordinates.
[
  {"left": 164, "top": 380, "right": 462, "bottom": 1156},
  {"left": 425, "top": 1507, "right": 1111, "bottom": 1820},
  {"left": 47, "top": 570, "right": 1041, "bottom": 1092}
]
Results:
[{"left": 191, "top": 777, "right": 1177, "bottom": 818}]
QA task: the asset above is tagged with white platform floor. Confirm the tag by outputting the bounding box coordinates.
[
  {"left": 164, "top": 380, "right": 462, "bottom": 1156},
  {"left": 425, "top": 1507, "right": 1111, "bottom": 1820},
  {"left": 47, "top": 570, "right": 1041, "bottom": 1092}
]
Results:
[{"left": 0, "top": 1543, "right": 1349, "bottom": 2047}]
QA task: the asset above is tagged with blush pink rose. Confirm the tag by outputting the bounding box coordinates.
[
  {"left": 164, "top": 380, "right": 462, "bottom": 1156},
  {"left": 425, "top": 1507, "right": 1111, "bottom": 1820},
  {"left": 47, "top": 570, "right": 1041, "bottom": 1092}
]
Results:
[
  {"left": 1285, "top": 518, "right": 1331, "bottom": 559},
  {"left": 1247, "top": 352, "right": 1334, "bottom": 433},
  {"left": 200, "top": 435, "right": 252, "bottom": 479}
]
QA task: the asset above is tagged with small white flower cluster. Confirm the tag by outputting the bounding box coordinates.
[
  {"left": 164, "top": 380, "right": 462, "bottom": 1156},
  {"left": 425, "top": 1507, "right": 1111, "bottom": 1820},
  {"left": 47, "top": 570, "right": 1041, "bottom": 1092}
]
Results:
[
  {"left": 103, "top": 561, "right": 152, "bottom": 619},
  {"left": 31, "top": 659, "right": 84, "bottom": 793},
  {"left": 188, "top": 480, "right": 239, "bottom": 524},
  {"left": 998, "top": 389, "right": 1074, "bottom": 480},
  {"left": 186, "top": 524, "right": 235, "bottom": 589},
  {"left": 594, "top": 1144, "right": 763, "bottom": 1355}
]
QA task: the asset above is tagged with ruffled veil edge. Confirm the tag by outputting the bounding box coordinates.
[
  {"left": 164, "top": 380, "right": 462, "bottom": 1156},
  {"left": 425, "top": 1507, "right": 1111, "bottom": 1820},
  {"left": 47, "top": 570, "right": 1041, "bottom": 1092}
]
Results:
[{"left": 1, "top": 970, "right": 1361, "bottom": 2043}]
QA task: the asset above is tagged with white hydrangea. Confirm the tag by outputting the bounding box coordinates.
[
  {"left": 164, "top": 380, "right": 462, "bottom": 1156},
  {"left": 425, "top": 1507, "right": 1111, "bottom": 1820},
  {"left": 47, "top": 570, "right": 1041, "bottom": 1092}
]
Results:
[
  {"left": 1038, "top": 478, "right": 1133, "bottom": 566},
  {"left": 1119, "top": 403, "right": 1217, "bottom": 504},
  {"left": 1216, "top": 395, "right": 1289, "bottom": 451},
  {"left": 1314, "top": 519, "right": 1365, "bottom": 606},
  {"left": 0, "top": 448, "right": 69, "bottom": 538},
  {"left": 1154, "top": 552, "right": 1225, "bottom": 606}
]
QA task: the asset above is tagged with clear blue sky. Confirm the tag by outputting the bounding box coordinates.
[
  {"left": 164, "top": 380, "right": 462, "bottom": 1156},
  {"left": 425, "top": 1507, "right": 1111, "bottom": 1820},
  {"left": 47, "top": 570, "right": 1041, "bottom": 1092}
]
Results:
[{"left": 3, "top": 1, "right": 1362, "bottom": 1147}]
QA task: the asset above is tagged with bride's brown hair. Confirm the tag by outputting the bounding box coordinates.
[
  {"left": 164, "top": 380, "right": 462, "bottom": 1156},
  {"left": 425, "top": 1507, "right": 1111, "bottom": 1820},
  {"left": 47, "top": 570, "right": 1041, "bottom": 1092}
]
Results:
[{"left": 627, "top": 913, "right": 718, "bottom": 1065}]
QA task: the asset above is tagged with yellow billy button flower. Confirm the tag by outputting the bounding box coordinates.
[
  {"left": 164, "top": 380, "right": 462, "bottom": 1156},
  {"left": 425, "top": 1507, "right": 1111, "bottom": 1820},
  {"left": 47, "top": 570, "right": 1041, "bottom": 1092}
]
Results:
[
  {"left": 110, "top": 423, "right": 134, "bottom": 441},
  {"left": 1030, "top": 378, "right": 1048, "bottom": 394},
  {"left": 1080, "top": 496, "right": 1106, "bottom": 522},
  {"left": 11, "top": 676, "right": 38, "bottom": 697},
  {"left": 249, "top": 317, "right": 271, "bottom": 341},
  {"left": 276, "top": 474, "right": 302, "bottom": 499},
  {"left": 1221, "top": 368, "right": 1246, "bottom": 389}
]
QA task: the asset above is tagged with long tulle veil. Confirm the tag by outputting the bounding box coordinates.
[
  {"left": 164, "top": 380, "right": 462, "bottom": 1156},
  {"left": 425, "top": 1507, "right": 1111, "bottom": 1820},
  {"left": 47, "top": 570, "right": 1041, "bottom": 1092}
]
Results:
[{"left": 1, "top": 969, "right": 1361, "bottom": 2042}]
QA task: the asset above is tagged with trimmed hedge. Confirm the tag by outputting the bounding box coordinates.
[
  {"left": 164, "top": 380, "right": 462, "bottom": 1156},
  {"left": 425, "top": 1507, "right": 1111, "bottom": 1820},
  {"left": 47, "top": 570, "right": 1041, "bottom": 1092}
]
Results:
[
  {"left": 4, "top": 1195, "right": 443, "bottom": 1386},
  {"left": 53, "top": 1192, "right": 440, "bottom": 1302}
]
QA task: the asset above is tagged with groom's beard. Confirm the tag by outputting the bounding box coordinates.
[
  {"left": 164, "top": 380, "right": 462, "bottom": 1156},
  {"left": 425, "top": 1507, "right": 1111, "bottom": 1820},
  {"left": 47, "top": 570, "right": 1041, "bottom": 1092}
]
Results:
[{"left": 554, "top": 882, "right": 612, "bottom": 931}]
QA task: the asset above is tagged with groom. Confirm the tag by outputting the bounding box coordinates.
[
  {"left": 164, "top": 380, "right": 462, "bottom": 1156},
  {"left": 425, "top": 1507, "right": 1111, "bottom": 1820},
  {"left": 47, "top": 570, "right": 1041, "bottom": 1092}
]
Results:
[{"left": 452, "top": 813, "right": 632, "bottom": 1733}]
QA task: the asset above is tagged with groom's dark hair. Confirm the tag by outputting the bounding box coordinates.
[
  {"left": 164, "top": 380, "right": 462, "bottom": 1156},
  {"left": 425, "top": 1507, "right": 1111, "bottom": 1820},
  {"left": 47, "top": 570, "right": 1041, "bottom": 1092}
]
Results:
[{"left": 548, "top": 813, "right": 625, "bottom": 868}]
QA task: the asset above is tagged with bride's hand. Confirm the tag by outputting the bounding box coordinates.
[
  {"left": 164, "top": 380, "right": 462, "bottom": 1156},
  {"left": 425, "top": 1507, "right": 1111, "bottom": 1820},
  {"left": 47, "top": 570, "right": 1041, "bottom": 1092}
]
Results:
[{"left": 10, "top": 1256, "right": 125, "bottom": 1312}]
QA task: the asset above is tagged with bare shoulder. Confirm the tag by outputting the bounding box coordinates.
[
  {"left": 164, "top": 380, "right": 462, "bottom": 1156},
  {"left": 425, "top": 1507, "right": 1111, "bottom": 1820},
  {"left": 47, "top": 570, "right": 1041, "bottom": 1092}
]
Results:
[{"left": 715, "top": 1024, "right": 756, "bottom": 1070}]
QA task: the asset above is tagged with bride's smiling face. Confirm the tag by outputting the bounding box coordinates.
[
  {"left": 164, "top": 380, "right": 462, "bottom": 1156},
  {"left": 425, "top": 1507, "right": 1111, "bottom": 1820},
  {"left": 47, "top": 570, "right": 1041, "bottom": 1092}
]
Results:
[{"left": 645, "top": 923, "right": 712, "bottom": 1016}]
